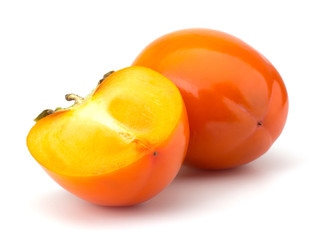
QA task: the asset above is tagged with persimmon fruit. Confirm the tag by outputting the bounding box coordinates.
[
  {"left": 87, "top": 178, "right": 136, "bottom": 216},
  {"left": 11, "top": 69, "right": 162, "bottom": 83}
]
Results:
[
  {"left": 133, "top": 28, "right": 288, "bottom": 169},
  {"left": 27, "top": 66, "right": 189, "bottom": 206}
]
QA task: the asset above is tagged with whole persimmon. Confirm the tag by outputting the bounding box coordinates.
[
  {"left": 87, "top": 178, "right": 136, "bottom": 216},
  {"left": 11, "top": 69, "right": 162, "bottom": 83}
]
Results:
[
  {"left": 27, "top": 66, "right": 189, "bottom": 206},
  {"left": 133, "top": 28, "right": 288, "bottom": 170}
]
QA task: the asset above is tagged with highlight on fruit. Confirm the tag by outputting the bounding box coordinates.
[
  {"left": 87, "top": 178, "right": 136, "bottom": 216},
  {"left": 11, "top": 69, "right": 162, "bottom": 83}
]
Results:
[
  {"left": 27, "top": 28, "right": 288, "bottom": 207},
  {"left": 27, "top": 66, "right": 189, "bottom": 206}
]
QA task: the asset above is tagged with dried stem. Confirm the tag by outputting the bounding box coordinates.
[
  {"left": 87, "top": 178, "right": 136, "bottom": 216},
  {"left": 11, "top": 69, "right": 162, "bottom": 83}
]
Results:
[{"left": 65, "top": 94, "right": 84, "bottom": 104}]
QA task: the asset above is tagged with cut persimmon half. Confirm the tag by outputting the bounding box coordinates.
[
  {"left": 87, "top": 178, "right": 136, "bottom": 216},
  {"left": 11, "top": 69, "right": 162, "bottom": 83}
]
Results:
[{"left": 27, "top": 66, "right": 189, "bottom": 206}]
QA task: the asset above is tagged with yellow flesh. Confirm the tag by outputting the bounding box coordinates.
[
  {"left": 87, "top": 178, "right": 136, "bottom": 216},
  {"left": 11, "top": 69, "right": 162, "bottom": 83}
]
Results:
[{"left": 27, "top": 67, "right": 183, "bottom": 176}]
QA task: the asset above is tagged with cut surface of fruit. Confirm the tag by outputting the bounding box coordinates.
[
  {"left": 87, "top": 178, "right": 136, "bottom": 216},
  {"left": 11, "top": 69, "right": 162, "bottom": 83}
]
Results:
[{"left": 27, "top": 66, "right": 184, "bottom": 176}]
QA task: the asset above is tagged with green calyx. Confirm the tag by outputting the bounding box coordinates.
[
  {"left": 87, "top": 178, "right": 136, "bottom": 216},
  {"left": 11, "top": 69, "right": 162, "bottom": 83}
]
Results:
[{"left": 34, "top": 70, "right": 114, "bottom": 122}]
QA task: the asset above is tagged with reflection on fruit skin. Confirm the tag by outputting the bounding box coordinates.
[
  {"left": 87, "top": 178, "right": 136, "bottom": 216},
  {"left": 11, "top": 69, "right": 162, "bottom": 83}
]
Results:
[{"left": 133, "top": 28, "right": 288, "bottom": 169}]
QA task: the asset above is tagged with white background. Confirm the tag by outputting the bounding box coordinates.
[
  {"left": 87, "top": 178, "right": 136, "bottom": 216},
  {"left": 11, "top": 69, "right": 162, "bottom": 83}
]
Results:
[{"left": 1, "top": 0, "right": 312, "bottom": 239}]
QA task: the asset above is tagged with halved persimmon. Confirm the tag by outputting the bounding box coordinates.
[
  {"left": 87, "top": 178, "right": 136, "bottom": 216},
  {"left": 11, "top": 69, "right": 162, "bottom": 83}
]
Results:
[{"left": 27, "top": 66, "right": 189, "bottom": 206}]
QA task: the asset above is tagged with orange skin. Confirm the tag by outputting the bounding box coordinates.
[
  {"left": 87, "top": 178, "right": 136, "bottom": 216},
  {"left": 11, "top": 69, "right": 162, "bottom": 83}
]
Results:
[
  {"left": 43, "top": 111, "right": 188, "bottom": 206},
  {"left": 133, "top": 29, "right": 288, "bottom": 169}
]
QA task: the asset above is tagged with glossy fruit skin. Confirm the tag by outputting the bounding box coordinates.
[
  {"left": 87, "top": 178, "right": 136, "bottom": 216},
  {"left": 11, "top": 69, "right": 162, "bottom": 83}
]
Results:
[
  {"left": 133, "top": 28, "right": 288, "bottom": 169},
  {"left": 43, "top": 114, "right": 188, "bottom": 206}
]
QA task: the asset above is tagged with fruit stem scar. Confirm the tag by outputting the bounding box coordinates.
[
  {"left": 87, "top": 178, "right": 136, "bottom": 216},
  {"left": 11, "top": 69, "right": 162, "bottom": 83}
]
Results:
[
  {"left": 257, "top": 121, "right": 262, "bottom": 126},
  {"left": 65, "top": 94, "right": 84, "bottom": 104},
  {"left": 153, "top": 151, "right": 158, "bottom": 156}
]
